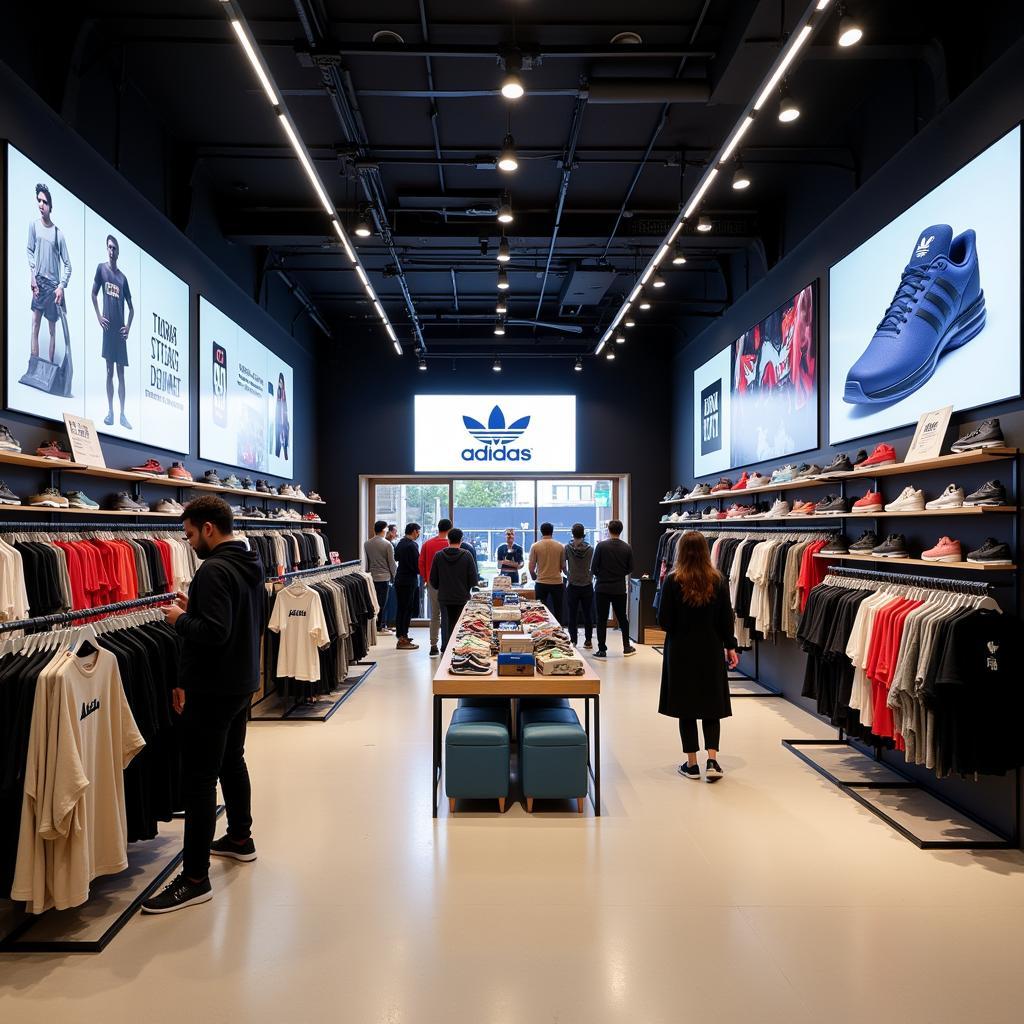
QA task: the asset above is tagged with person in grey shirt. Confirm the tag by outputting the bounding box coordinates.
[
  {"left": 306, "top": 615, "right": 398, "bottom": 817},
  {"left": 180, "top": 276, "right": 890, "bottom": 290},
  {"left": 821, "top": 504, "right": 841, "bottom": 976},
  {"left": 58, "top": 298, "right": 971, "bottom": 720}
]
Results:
[
  {"left": 364, "top": 519, "right": 397, "bottom": 634},
  {"left": 563, "top": 523, "right": 595, "bottom": 649},
  {"left": 26, "top": 182, "right": 72, "bottom": 365}
]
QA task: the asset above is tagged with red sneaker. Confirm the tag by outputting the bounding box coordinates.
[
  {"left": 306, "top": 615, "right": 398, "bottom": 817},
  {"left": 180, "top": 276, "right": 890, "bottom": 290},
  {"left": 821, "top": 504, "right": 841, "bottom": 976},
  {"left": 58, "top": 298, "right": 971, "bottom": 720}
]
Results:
[
  {"left": 856, "top": 443, "right": 897, "bottom": 469},
  {"left": 731, "top": 472, "right": 750, "bottom": 491},
  {"left": 168, "top": 461, "right": 193, "bottom": 481},
  {"left": 131, "top": 458, "right": 165, "bottom": 475},
  {"left": 36, "top": 440, "right": 71, "bottom": 460},
  {"left": 710, "top": 477, "right": 734, "bottom": 493},
  {"left": 853, "top": 490, "right": 884, "bottom": 513}
]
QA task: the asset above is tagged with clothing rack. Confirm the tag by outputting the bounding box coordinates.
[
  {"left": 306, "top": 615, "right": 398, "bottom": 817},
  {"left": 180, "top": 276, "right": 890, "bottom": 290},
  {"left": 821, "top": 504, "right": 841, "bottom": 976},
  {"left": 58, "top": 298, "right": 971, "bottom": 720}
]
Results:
[
  {"left": 785, "top": 563, "right": 1021, "bottom": 850},
  {"left": 270, "top": 558, "right": 360, "bottom": 582},
  {"left": 668, "top": 524, "right": 840, "bottom": 534},
  {"left": 0, "top": 592, "right": 177, "bottom": 634},
  {"left": 0, "top": 521, "right": 323, "bottom": 532}
]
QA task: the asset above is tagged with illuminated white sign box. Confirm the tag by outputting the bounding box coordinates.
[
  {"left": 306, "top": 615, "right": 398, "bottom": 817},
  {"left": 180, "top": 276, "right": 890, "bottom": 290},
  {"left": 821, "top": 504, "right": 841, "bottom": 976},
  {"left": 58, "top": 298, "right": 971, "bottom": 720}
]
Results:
[{"left": 414, "top": 395, "right": 576, "bottom": 472}]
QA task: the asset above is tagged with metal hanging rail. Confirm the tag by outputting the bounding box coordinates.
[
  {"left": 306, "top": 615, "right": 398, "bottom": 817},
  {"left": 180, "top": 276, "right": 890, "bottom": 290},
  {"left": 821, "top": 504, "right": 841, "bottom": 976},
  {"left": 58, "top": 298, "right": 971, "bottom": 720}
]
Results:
[
  {"left": 666, "top": 523, "right": 840, "bottom": 534},
  {"left": 825, "top": 565, "right": 1000, "bottom": 593},
  {"left": 272, "top": 559, "right": 360, "bottom": 582},
  {"left": 0, "top": 592, "right": 178, "bottom": 634}
]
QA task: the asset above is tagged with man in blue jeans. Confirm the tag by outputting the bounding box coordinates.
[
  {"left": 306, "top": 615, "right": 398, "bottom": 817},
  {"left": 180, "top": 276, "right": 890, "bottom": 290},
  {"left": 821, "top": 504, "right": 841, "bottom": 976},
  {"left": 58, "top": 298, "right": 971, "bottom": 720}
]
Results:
[{"left": 591, "top": 519, "right": 636, "bottom": 658}]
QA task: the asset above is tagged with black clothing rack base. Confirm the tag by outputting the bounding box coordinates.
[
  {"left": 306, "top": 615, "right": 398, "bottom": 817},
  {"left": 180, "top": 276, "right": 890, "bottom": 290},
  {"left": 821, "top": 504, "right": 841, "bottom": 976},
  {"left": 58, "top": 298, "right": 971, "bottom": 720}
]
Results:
[{"left": 250, "top": 661, "right": 377, "bottom": 722}]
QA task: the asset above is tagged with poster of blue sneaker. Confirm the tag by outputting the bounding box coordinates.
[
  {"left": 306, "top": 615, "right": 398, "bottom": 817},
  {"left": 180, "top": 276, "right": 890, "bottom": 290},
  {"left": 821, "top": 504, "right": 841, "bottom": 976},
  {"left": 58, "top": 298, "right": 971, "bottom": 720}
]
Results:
[{"left": 828, "top": 126, "right": 1020, "bottom": 445}]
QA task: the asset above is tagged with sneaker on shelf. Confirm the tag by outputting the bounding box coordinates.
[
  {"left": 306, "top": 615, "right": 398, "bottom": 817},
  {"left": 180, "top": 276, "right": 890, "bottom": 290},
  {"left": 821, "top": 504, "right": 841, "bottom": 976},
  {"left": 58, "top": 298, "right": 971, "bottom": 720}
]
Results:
[
  {"left": 770, "top": 464, "right": 797, "bottom": 484},
  {"left": 202, "top": 469, "right": 223, "bottom": 486},
  {"left": 671, "top": 485, "right": 687, "bottom": 500},
  {"left": 668, "top": 512, "right": 681, "bottom": 523},
  {"left": 278, "top": 483, "right": 294, "bottom": 496},
  {"left": 856, "top": 443, "right": 898, "bottom": 470},
  {"left": 872, "top": 533, "right": 909, "bottom": 558},
  {"left": 0, "top": 481, "right": 21, "bottom": 505},
  {"left": 710, "top": 477, "right": 734, "bottom": 493},
  {"left": 168, "top": 461, "right": 193, "bottom": 481},
  {"left": 820, "top": 535, "right": 850, "bottom": 556},
  {"left": 925, "top": 484, "right": 965, "bottom": 510},
  {"left": 307, "top": 491, "right": 322, "bottom": 502},
  {"left": 822, "top": 452, "right": 854, "bottom": 474},
  {"left": 922, "top": 536, "right": 963, "bottom": 563},
  {"left": 764, "top": 499, "right": 790, "bottom": 519},
  {"left": 964, "top": 480, "right": 1007, "bottom": 507},
  {"left": 223, "top": 473, "right": 242, "bottom": 489},
  {"left": 852, "top": 490, "right": 884, "bottom": 514},
  {"left": 28, "top": 487, "right": 69, "bottom": 508},
  {"left": 660, "top": 513, "right": 670, "bottom": 523},
  {"left": 746, "top": 472, "right": 769, "bottom": 489},
  {"left": 701, "top": 506, "right": 717, "bottom": 520},
  {"left": 731, "top": 472, "right": 750, "bottom": 491},
  {"left": 848, "top": 530, "right": 880, "bottom": 555},
  {"left": 966, "top": 537, "right": 1013, "bottom": 565},
  {"left": 950, "top": 417, "right": 1004, "bottom": 453},
  {"left": 662, "top": 490, "right": 675, "bottom": 502},
  {"left": 290, "top": 485, "right": 305, "bottom": 498},
  {"left": 108, "top": 492, "right": 146, "bottom": 512},
  {"left": 66, "top": 490, "right": 100, "bottom": 510},
  {"left": 788, "top": 500, "right": 816, "bottom": 516},
  {"left": 853, "top": 448, "right": 869, "bottom": 467},
  {"left": 705, "top": 758, "right": 724, "bottom": 782},
  {"left": 141, "top": 873, "right": 212, "bottom": 915},
  {"left": 725, "top": 504, "right": 752, "bottom": 519},
  {"left": 152, "top": 497, "right": 183, "bottom": 514},
  {"left": 35, "top": 440, "right": 71, "bottom": 461},
  {"left": 130, "top": 458, "right": 165, "bottom": 475},
  {"left": 228, "top": 504, "right": 244, "bottom": 515},
  {"left": 241, "top": 477, "right": 254, "bottom": 491},
  {"left": 303, "top": 512, "right": 322, "bottom": 522},
  {"left": 884, "top": 486, "right": 926, "bottom": 513},
  {"left": 243, "top": 506, "right": 266, "bottom": 519},
  {"left": 686, "top": 483, "right": 711, "bottom": 499},
  {"left": 255, "top": 479, "right": 271, "bottom": 493},
  {"left": 795, "top": 463, "right": 823, "bottom": 480},
  {"left": 0, "top": 424, "right": 23, "bottom": 453},
  {"left": 815, "top": 494, "right": 849, "bottom": 514}
]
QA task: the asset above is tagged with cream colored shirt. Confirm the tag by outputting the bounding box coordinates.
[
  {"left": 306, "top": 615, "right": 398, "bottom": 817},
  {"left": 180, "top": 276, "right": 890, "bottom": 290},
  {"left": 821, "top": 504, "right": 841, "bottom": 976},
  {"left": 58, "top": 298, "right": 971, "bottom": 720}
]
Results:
[{"left": 529, "top": 538, "right": 565, "bottom": 585}]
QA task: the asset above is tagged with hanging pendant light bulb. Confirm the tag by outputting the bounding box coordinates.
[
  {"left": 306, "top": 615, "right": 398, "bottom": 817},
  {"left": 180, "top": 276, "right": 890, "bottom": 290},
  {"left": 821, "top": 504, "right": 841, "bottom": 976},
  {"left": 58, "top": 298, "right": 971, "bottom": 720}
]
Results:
[
  {"left": 638, "top": 289, "right": 652, "bottom": 310},
  {"left": 354, "top": 208, "right": 372, "bottom": 238},
  {"left": 625, "top": 316, "right": 636, "bottom": 328},
  {"left": 500, "top": 52, "right": 525, "bottom": 99},
  {"left": 615, "top": 332, "right": 626, "bottom": 345},
  {"left": 497, "top": 267, "right": 510, "bottom": 290},
  {"left": 494, "top": 319, "right": 506, "bottom": 336},
  {"left": 574, "top": 357, "right": 583, "bottom": 372},
  {"left": 651, "top": 272, "right": 666, "bottom": 289},
  {"left": 731, "top": 161, "right": 751, "bottom": 190},
  {"left": 496, "top": 295, "right": 508, "bottom": 314},
  {"left": 492, "top": 357, "right": 502, "bottom": 373},
  {"left": 778, "top": 81, "right": 800, "bottom": 123},
  {"left": 671, "top": 247, "right": 687, "bottom": 265},
  {"left": 837, "top": 4, "right": 863, "bottom": 47},
  {"left": 606, "top": 349, "right": 616, "bottom": 361},
  {"left": 497, "top": 133, "right": 518, "bottom": 172},
  {"left": 497, "top": 198, "right": 514, "bottom": 224},
  {"left": 497, "top": 237, "right": 511, "bottom": 263},
  {"left": 697, "top": 214, "right": 712, "bottom": 233},
  {"left": 418, "top": 358, "right": 427, "bottom": 372}
]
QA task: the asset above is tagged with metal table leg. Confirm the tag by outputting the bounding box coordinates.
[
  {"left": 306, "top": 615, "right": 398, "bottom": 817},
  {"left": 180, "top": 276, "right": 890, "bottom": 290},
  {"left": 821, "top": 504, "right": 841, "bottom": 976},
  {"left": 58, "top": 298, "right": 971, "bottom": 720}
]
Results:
[
  {"left": 432, "top": 695, "right": 442, "bottom": 817},
  {"left": 594, "top": 694, "right": 601, "bottom": 816}
]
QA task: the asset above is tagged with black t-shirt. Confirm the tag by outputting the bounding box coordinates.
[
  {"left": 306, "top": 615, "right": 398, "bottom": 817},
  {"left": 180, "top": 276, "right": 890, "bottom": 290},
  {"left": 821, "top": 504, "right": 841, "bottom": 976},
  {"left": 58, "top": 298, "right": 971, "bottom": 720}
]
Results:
[
  {"left": 94, "top": 263, "right": 131, "bottom": 338},
  {"left": 394, "top": 536, "right": 421, "bottom": 584},
  {"left": 496, "top": 543, "right": 524, "bottom": 582}
]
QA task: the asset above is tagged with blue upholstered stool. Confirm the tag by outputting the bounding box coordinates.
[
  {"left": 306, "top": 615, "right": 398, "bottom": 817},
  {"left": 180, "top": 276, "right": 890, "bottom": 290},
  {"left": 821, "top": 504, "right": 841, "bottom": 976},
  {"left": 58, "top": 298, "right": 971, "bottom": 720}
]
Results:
[
  {"left": 445, "top": 706, "right": 510, "bottom": 813},
  {"left": 519, "top": 706, "right": 588, "bottom": 814}
]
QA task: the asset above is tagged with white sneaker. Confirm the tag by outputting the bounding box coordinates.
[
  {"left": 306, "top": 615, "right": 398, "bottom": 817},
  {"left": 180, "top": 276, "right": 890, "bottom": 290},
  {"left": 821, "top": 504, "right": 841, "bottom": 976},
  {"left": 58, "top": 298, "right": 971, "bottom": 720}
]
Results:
[
  {"left": 925, "top": 484, "right": 965, "bottom": 510},
  {"left": 884, "top": 486, "right": 925, "bottom": 513},
  {"left": 764, "top": 499, "right": 790, "bottom": 519}
]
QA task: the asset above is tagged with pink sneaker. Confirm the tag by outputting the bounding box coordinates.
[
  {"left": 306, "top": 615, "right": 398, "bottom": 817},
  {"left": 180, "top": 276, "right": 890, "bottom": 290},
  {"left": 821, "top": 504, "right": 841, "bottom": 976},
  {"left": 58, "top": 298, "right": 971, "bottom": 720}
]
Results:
[
  {"left": 921, "top": 536, "right": 962, "bottom": 563},
  {"left": 853, "top": 490, "right": 883, "bottom": 513}
]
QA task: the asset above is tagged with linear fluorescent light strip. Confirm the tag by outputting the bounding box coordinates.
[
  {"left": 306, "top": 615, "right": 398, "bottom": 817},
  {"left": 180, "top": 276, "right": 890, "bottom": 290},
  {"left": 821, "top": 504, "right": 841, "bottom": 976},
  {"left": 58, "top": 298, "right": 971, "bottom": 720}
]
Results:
[
  {"left": 595, "top": 338, "right": 607, "bottom": 356},
  {"left": 628, "top": 283, "right": 642, "bottom": 303},
  {"left": 667, "top": 221, "right": 683, "bottom": 244},
  {"left": 683, "top": 167, "right": 718, "bottom": 220},
  {"left": 653, "top": 244, "right": 669, "bottom": 267},
  {"left": 754, "top": 24, "right": 813, "bottom": 110},
  {"left": 332, "top": 220, "right": 356, "bottom": 263},
  {"left": 277, "top": 114, "right": 335, "bottom": 216},
  {"left": 719, "top": 116, "right": 753, "bottom": 165},
  {"left": 230, "top": 19, "right": 278, "bottom": 106}
]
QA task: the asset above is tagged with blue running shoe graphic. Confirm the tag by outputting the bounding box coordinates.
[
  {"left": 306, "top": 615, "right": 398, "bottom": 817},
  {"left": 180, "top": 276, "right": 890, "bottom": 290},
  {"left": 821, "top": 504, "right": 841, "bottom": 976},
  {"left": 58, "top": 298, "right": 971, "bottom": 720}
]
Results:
[{"left": 844, "top": 224, "right": 986, "bottom": 405}]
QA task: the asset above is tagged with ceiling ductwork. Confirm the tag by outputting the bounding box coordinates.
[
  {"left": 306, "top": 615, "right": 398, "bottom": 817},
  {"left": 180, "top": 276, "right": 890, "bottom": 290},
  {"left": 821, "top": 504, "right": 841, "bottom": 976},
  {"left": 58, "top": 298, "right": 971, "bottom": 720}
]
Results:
[{"left": 584, "top": 79, "right": 710, "bottom": 104}]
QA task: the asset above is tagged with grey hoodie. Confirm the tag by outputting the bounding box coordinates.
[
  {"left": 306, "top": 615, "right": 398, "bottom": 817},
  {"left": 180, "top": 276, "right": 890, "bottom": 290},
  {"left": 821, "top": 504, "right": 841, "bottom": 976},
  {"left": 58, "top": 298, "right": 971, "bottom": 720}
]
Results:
[{"left": 563, "top": 539, "right": 594, "bottom": 587}]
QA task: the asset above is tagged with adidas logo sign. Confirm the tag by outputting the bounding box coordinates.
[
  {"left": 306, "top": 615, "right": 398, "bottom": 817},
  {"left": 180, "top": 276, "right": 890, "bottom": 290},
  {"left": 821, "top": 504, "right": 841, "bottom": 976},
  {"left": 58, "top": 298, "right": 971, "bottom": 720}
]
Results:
[{"left": 915, "top": 234, "right": 935, "bottom": 258}]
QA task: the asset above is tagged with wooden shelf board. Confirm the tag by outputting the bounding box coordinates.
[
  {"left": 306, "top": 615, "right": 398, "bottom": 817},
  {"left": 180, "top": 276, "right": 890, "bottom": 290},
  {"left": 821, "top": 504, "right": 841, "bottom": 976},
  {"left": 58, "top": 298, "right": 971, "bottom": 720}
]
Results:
[
  {"left": 813, "top": 552, "right": 1016, "bottom": 572},
  {"left": 818, "top": 447, "right": 1018, "bottom": 481}
]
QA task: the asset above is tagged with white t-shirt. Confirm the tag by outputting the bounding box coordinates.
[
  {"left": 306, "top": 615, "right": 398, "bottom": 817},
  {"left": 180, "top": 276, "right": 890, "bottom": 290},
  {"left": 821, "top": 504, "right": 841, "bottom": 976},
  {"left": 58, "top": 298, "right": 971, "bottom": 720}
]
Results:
[
  {"left": 12, "top": 647, "right": 145, "bottom": 913},
  {"left": 268, "top": 584, "right": 329, "bottom": 681}
]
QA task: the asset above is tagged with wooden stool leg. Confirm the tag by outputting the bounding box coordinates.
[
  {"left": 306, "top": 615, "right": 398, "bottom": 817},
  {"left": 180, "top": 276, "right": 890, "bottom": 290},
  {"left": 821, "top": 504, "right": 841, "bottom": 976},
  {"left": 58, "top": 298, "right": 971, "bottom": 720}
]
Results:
[
  {"left": 526, "top": 797, "right": 534, "bottom": 813},
  {"left": 448, "top": 797, "right": 456, "bottom": 814},
  {"left": 498, "top": 797, "right": 506, "bottom": 813},
  {"left": 577, "top": 797, "right": 585, "bottom": 815}
]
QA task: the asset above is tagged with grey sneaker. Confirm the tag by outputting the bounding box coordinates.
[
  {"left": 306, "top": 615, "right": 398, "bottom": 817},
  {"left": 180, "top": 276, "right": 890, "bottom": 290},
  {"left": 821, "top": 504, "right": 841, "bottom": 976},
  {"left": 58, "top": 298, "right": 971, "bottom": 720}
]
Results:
[
  {"left": 0, "top": 481, "right": 20, "bottom": 505},
  {"left": 815, "top": 494, "right": 849, "bottom": 514},
  {"left": 872, "top": 533, "right": 908, "bottom": 558},
  {"left": 966, "top": 538, "right": 1013, "bottom": 565},
  {"left": 964, "top": 480, "right": 1007, "bottom": 507},
  {"left": 223, "top": 473, "right": 242, "bottom": 489},
  {"left": 849, "top": 530, "right": 880, "bottom": 555},
  {"left": 0, "top": 424, "right": 22, "bottom": 453},
  {"left": 925, "top": 484, "right": 965, "bottom": 510},
  {"left": 203, "top": 470, "right": 223, "bottom": 486},
  {"left": 951, "top": 418, "right": 1004, "bottom": 452}
]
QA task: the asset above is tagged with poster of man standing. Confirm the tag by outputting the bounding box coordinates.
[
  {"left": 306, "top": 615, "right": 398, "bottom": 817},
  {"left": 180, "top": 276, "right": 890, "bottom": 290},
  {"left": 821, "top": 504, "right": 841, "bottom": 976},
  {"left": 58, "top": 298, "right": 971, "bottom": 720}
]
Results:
[{"left": 92, "top": 233, "right": 135, "bottom": 429}]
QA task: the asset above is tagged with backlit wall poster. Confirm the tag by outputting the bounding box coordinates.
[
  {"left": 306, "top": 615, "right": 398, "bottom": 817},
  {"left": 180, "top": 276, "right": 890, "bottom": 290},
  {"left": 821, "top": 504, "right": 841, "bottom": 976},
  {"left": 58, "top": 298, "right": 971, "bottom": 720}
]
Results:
[
  {"left": 198, "top": 297, "right": 294, "bottom": 476},
  {"left": 5, "top": 144, "right": 190, "bottom": 453},
  {"left": 414, "top": 395, "right": 576, "bottom": 472},
  {"left": 829, "top": 125, "right": 1021, "bottom": 445},
  {"left": 691, "top": 347, "right": 732, "bottom": 478},
  {"left": 730, "top": 282, "right": 817, "bottom": 467}
]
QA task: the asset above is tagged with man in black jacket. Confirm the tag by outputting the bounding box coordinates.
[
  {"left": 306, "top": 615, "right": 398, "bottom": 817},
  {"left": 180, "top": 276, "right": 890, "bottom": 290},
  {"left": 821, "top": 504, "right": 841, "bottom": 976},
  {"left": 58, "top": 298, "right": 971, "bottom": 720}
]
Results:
[
  {"left": 143, "top": 496, "right": 264, "bottom": 914},
  {"left": 394, "top": 522, "right": 422, "bottom": 650},
  {"left": 428, "top": 527, "right": 478, "bottom": 651},
  {"left": 591, "top": 519, "right": 637, "bottom": 659}
]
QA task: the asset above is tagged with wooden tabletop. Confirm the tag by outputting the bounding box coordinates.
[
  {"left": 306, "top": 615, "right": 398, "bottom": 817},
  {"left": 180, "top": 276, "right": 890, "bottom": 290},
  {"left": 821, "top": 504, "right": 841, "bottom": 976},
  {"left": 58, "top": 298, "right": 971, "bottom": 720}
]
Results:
[{"left": 432, "top": 601, "right": 600, "bottom": 696}]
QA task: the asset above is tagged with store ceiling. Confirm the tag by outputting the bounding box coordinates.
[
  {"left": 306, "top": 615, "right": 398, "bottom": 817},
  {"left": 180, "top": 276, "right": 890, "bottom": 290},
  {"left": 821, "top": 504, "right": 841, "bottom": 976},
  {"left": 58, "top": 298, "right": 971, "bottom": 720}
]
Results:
[{"left": 28, "top": 0, "right": 1024, "bottom": 360}]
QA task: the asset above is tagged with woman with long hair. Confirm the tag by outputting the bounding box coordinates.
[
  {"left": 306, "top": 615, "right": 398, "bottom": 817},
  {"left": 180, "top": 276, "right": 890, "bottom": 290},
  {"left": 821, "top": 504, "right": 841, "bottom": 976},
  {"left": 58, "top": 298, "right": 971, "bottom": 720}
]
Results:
[{"left": 657, "top": 531, "right": 739, "bottom": 781}]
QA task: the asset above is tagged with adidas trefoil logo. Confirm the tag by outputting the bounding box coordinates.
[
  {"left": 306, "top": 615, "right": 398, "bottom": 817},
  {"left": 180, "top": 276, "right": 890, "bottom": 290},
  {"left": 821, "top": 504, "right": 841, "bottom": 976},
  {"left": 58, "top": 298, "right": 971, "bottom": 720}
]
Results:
[
  {"left": 915, "top": 234, "right": 935, "bottom": 258},
  {"left": 461, "top": 405, "right": 532, "bottom": 463}
]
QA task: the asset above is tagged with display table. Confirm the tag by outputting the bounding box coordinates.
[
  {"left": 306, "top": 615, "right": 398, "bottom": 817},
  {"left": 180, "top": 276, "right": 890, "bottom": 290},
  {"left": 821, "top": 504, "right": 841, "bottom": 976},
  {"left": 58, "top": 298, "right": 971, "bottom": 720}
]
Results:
[{"left": 431, "top": 603, "right": 601, "bottom": 816}]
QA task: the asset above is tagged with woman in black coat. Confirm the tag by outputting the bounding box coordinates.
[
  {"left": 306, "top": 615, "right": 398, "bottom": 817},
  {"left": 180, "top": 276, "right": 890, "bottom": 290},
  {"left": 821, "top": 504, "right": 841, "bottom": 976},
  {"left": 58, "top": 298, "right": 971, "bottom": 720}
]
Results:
[{"left": 657, "top": 531, "right": 739, "bottom": 781}]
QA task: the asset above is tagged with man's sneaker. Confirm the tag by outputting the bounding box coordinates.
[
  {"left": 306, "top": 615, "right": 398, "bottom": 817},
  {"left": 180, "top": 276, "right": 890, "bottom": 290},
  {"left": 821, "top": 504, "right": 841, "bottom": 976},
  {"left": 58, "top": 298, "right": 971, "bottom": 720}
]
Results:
[
  {"left": 853, "top": 449, "right": 869, "bottom": 467},
  {"left": 660, "top": 514, "right": 671, "bottom": 523},
  {"left": 168, "top": 461, "right": 193, "bottom": 481},
  {"left": 202, "top": 469, "right": 223, "bottom": 486},
  {"left": 872, "top": 533, "right": 909, "bottom": 558},
  {"left": 593, "top": 649, "right": 607, "bottom": 659},
  {"left": 223, "top": 473, "right": 242, "bottom": 489},
  {"left": 662, "top": 490, "right": 674, "bottom": 502},
  {"left": 964, "top": 480, "right": 1007, "bottom": 507},
  {"left": 141, "top": 873, "right": 212, "bottom": 914},
  {"left": 246, "top": 506, "right": 268, "bottom": 519},
  {"left": 764, "top": 499, "right": 790, "bottom": 518},
  {"left": 108, "top": 491, "right": 147, "bottom": 512},
  {"left": 623, "top": 646, "right": 637, "bottom": 657},
  {"left": 951, "top": 417, "right": 1004, "bottom": 452},
  {"left": 293, "top": 485, "right": 307, "bottom": 499},
  {"left": 843, "top": 224, "right": 986, "bottom": 405},
  {"left": 0, "top": 424, "right": 22, "bottom": 453},
  {"left": 0, "top": 481, "right": 20, "bottom": 505},
  {"left": 678, "top": 763, "right": 701, "bottom": 781},
  {"left": 307, "top": 491, "right": 322, "bottom": 502},
  {"left": 795, "top": 463, "right": 823, "bottom": 480},
  {"left": 966, "top": 538, "right": 1013, "bottom": 565},
  {"left": 925, "top": 484, "right": 965, "bottom": 510},
  {"left": 853, "top": 490, "right": 884, "bottom": 514},
  {"left": 152, "top": 497, "right": 183, "bottom": 514},
  {"left": 849, "top": 530, "right": 880, "bottom": 555},
  {"left": 788, "top": 500, "right": 816, "bottom": 516},
  {"left": 822, "top": 452, "right": 854, "bottom": 474},
  {"left": 210, "top": 834, "right": 257, "bottom": 862},
  {"left": 278, "top": 483, "right": 295, "bottom": 496},
  {"left": 857, "top": 443, "right": 898, "bottom": 470},
  {"left": 28, "top": 487, "right": 68, "bottom": 507},
  {"left": 397, "top": 638, "right": 420, "bottom": 650},
  {"left": 66, "top": 490, "right": 100, "bottom": 510},
  {"left": 429, "top": 645, "right": 440, "bottom": 658},
  {"left": 746, "top": 472, "right": 769, "bottom": 489},
  {"left": 583, "top": 639, "right": 594, "bottom": 650},
  {"left": 256, "top": 479, "right": 271, "bottom": 493},
  {"left": 241, "top": 477, "right": 255, "bottom": 491},
  {"left": 821, "top": 536, "right": 850, "bottom": 555},
  {"left": 884, "top": 486, "right": 925, "bottom": 513},
  {"left": 710, "top": 478, "right": 734, "bottom": 494},
  {"left": 131, "top": 458, "right": 165, "bottom": 475},
  {"left": 770, "top": 464, "right": 797, "bottom": 484},
  {"left": 725, "top": 504, "right": 752, "bottom": 519},
  {"left": 701, "top": 506, "right": 718, "bottom": 520},
  {"left": 686, "top": 483, "right": 711, "bottom": 499},
  {"left": 35, "top": 440, "right": 71, "bottom": 460},
  {"left": 815, "top": 494, "right": 849, "bottom": 514},
  {"left": 705, "top": 759, "right": 725, "bottom": 781},
  {"left": 922, "top": 536, "right": 963, "bottom": 563},
  {"left": 731, "top": 472, "right": 750, "bottom": 491}
]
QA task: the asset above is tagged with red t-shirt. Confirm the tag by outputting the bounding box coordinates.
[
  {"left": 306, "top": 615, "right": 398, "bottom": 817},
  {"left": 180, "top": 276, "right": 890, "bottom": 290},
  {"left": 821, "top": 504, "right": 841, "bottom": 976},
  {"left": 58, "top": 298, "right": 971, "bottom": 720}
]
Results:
[{"left": 418, "top": 534, "right": 449, "bottom": 583}]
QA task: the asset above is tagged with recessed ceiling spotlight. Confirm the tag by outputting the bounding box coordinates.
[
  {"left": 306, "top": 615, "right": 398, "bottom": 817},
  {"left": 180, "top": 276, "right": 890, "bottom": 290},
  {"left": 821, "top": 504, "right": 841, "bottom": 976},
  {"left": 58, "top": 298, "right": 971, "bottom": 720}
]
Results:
[
  {"left": 574, "top": 357, "right": 583, "bottom": 372},
  {"left": 497, "top": 133, "right": 518, "bottom": 172},
  {"left": 651, "top": 272, "right": 666, "bottom": 289},
  {"left": 494, "top": 319, "right": 506, "bottom": 336},
  {"left": 497, "top": 268, "right": 510, "bottom": 290},
  {"left": 492, "top": 357, "right": 502, "bottom": 372},
  {"left": 496, "top": 295, "right": 508, "bottom": 314},
  {"left": 497, "top": 199, "right": 514, "bottom": 224},
  {"left": 610, "top": 31, "right": 643, "bottom": 45},
  {"left": 372, "top": 30, "right": 406, "bottom": 45},
  {"left": 697, "top": 214, "right": 712, "bottom": 233},
  {"left": 497, "top": 237, "right": 511, "bottom": 263},
  {"left": 778, "top": 83, "right": 800, "bottom": 123},
  {"left": 731, "top": 162, "right": 751, "bottom": 190},
  {"left": 837, "top": 5, "right": 863, "bottom": 47}
]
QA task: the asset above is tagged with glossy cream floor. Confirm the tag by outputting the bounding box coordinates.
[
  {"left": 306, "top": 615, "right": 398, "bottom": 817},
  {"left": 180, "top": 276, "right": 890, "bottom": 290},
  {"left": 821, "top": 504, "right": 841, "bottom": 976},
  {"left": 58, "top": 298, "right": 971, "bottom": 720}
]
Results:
[{"left": 3, "top": 633, "right": 1024, "bottom": 1024}]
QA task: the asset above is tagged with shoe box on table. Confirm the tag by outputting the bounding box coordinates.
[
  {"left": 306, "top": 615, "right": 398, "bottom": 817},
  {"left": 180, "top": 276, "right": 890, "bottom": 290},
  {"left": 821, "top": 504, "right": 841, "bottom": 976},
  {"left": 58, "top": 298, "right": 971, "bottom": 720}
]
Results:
[{"left": 497, "top": 653, "right": 535, "bottom": 677}]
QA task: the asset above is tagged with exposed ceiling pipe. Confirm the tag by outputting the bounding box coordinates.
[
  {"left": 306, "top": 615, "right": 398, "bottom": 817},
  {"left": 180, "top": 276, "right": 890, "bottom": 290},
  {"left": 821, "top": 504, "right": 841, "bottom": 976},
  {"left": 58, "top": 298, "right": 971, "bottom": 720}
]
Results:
[
  {"left": 300, "top": 43, "right": 715, "bottom": 60},
  {"left": 355, "top": 80, "right": 710, "bottom": 103},
  {"left": 268, "top": 267, "right": 333, "bottom": 337},
  {"left": 423, "top": 314, "right": 583, "bottom": 333},
  {"left": 417, "top": 0, "right": 448, "bottom": 222}
]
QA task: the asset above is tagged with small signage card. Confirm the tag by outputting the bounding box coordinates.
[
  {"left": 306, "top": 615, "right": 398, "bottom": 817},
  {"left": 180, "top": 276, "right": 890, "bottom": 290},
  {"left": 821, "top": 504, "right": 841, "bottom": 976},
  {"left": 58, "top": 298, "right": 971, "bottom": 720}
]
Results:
[
  {"left": 905, "top": 405, "right": 953, "bottom": 463},
  {"left": 63, "top": 413, "right": 106, "bottom": 467}
]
